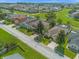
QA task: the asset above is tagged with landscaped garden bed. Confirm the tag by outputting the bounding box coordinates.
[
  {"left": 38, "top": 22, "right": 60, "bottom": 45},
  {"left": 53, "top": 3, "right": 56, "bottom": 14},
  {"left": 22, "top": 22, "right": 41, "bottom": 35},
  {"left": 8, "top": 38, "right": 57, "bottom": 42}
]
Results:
[
  {"left": 34, "top": 35, "right": 52, "bottom": 45},
  {"left": 40, "top": 37, "right": 51, "bottom": 45},
  {"left": 17, "top": 27, "right": 34, "bottom": 36},
  {"left": 3, "top": 19, "right": 13, "bottom": 25},
  {"left": 64, "top": 48, "right": 76, "bottom": 59},
  {"left": 55, "top": 46, "right": 76, "bottom": 59}
]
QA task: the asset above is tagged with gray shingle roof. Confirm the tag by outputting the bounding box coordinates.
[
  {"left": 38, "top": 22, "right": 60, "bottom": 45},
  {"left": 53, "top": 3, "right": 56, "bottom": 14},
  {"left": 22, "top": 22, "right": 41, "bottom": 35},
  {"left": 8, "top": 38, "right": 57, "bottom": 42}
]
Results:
[
  {"left": 69, "top": 31, "right": 79, "bottom": 46},
  {"left": 47, "top": 25, "right": 68, "bottom": 39}
]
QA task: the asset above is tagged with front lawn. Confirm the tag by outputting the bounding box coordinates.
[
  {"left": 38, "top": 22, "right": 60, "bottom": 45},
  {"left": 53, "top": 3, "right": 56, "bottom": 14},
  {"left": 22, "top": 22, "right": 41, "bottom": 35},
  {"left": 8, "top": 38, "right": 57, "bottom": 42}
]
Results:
[
  {"left": 64, "top": 48, "right": 76, "bottom": 59},
  {"left": 41, "top": 37, "right": 51, "bottom": 45},
  {"left": 0, "top": 29, "right": 47, "bottom": 59},
  {"left": 18, "top": 27, "right": 33, "bottom": 36},
  {"left": 55, "top": 46, "right": 76, "bottom": 59},
  {"left": 55, "top": 35, "right": 76, "bottom": 59},
  {"left": 3, "top": 19, "right": 13, "bottom": 25}
]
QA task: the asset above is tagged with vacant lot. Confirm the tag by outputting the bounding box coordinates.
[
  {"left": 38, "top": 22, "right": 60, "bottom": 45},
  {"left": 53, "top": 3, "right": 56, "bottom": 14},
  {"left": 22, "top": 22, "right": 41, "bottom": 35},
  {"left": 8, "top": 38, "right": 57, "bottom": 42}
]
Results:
[{"left": 0, "top": 29, "right": 47, "bottom": 59}]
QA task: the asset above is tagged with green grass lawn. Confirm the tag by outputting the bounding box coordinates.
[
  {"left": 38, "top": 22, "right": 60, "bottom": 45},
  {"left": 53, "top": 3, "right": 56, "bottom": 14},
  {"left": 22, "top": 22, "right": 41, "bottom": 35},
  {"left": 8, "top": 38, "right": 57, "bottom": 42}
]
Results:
[
  {"left": 14, "top": 11, "right": 47, "bottom": 21},
  {"left": 56, "top": 8, "right": 79, "bottom": 30},
  {"left": 64, "top": 48, "right": 76, "bottom": 59},
  {"left": 55, "top": 45, "right": 76, "bottom": 59},
  {"left": 15, "top": 8, "right": 79, "bottom": 30},
  {"left": 64, "top": 37, "right": 76, "bottom": 59},
  {"left": 41, "top": 37, "right": 50, "bottom": 45},
  {"left": 0, "top": 29, "right": 47, "bottom": 59},
  {"left": 63, "top": 37, "right": 68, "bottom": 48},
  {"left": 56, "top": 8, "right": 72, "bottom": 24},
  {"left": 18, "top": 27, "right": 33, "bottom": 36},
  {"left": 3, "top": 20, "right": 13, "bottom": 25},
  {"left": 55, "top": 36, "right": 76, "bottom": 59}
]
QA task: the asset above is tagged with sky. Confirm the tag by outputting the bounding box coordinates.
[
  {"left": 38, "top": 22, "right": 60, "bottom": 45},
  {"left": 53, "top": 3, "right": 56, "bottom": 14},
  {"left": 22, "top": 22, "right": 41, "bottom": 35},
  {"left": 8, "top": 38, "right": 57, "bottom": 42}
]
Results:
[{"left": 0, "top": 0, "right": 79, "bottom": 3}]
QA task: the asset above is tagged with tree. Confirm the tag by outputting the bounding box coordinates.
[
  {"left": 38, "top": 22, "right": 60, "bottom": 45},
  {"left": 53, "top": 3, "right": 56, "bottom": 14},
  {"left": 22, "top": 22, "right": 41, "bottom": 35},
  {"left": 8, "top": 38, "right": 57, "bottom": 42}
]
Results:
[
  {"left": 0, "top": 9, "right": 6, "bottom": 20},
  {"left": 66, "top": 21, "right": 72, "bottom": 35},
  {"left": 10, "top": 7, "right": 14, "bottom": 13},
  {"left": 0, "top": 9, "right": 3, "bottom": 13},
  {"left": 4, "top": 43, "right": 10, "bottom": 51},
  {"left": 35, "top": 15, "right": 40, "bottom": 20},
  {"left": 46, "top": 11, "right": 56, "bottom": 28},
  {"left": 61, "top": 5, "right": 64, "bottom": 8},
  {"left": 49, "top": 18, "right": 56, "bottom": 28},
  {"left": 46, "top": 11, "right": 56, "bottom": 21},
  {"left": 57, "top": 19, "right": 62, "bottom": 24},
  {"left": 36, "top": 21, "right": 44, "bottom": 35},
  {"left": 0, "top": 13, "right": 6, "bottom": 20},
  {"left": 56, "top": 30, "right": 66, "bottom": 45}
]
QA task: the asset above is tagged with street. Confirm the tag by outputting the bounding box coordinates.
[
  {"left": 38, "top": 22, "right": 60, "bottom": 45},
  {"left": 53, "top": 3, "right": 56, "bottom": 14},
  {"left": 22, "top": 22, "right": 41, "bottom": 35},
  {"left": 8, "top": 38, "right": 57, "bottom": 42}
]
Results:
[{"left": 0, "top": 24, "right": 69, "bottom": 59}]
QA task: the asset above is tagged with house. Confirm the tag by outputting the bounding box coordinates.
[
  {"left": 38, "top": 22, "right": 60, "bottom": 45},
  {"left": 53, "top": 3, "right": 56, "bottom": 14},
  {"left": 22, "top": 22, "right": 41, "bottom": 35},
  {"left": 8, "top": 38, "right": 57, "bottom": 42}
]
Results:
[
  {"left": 11, "top": 14, "right": 27, "bottom": 25},
  {"left": 6, "top": 14, "right": 27, "bottom": 25},
  {"left": 68, "top": 31, "right": 79, "bottom": 53},
  {"left": 17, "top": 15, "right": 49, "bottom": 30},
  {"left": 28, "top": 20, "right": 49, "bottom": 30},
  {"left": 49, "top": 6, "right": 61, "bottom": 11},
  {"left": 20, "top": 19, "right": 50, "bottom": 31},
  {"left": 19, "top": 16, "right": 36, "bottom": 29},
  {"left": 46, "top": 25, "right": 69, "bottom": 41}
]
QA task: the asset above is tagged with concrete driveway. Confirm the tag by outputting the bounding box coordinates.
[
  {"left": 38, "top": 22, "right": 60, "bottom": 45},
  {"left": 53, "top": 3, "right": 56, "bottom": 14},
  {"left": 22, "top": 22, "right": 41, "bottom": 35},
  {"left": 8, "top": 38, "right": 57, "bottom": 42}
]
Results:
[{"left": 47, "top": 42, "right": 58, "bottom": 50}]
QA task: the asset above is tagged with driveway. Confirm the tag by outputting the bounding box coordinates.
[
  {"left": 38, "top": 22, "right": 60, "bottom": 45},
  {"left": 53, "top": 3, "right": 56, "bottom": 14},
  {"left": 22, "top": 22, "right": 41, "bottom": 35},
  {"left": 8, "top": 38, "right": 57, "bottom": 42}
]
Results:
[
  {"left": 47, "top": 42, "right": 58, "bottom": 50},
  {"left": 75, "top": 54, "right": 79, "bottom": 59}
]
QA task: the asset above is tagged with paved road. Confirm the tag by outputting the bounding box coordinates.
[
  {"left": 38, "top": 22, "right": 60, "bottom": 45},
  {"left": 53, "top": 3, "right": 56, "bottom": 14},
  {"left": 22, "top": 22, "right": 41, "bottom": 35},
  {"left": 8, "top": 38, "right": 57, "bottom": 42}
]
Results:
[{"left": 0, "top": 24, "right": 70, "bottom": 59}]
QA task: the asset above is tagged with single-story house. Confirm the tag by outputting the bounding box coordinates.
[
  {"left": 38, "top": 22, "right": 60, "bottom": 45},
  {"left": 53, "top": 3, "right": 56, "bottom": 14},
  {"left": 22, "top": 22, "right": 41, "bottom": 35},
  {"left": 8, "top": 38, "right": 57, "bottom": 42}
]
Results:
[
  {"left": 71, "top": 12, "right": 79, "bottom": 18},
  {"left": 20, "top": 19, "right": 50, "bottom": 31},
  {"left": 46, "top": 25, "right": 69, "bottom": 41},
  {"left": 12, "top": 14, "right": 27, "bottom": 25},
  {"left": 29, "top": 20, "right": 49, "bottom": 30},
  {"left": 6, "top": 14, "right": 27, "bottom": 25},
  {"left": 18, "top": 16, "right": 37, "bottom": 29},
  {"left": 50, "top": 6, "right": 61, "bottom": 11},
  {"left": 68, "top": 31, "right": 79, "bottom": 53}
]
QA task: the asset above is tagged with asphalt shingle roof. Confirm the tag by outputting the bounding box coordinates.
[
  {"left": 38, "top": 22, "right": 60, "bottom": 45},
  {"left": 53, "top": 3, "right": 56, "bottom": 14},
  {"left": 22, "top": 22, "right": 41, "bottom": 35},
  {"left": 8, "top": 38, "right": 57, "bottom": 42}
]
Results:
[{"left": 69, "top": 31, "right": 79, "bottom": 46}]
